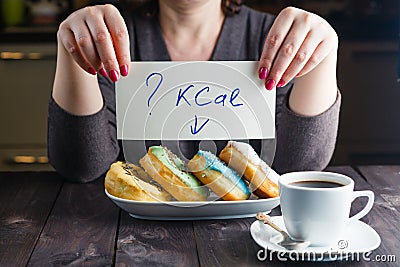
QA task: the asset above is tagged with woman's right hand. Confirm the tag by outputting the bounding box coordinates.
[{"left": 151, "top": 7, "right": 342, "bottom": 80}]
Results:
[{"left": 57, "top": 4, "right": 130, "bottom": 82}]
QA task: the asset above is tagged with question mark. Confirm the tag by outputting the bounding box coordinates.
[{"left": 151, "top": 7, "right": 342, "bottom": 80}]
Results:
[{"left": 146, "top": 72, "right": 163, "bottom": 108}]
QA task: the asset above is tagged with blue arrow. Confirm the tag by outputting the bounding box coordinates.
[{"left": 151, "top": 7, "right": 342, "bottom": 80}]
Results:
[{"left": 190, "top": 115, "right": 210, "bottom": 135}]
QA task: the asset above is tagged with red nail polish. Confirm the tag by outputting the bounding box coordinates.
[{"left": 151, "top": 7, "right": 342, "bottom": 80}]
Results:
[
  {"left": 99, "top": 68, "right": 108, "bottom": 77},
  {"left": 88, "top": 67, "right": 97, "bottom": 75},
  {"left": 109, "top": 70, "right": 120, "bottom": 82},
  {"left": 258, "top": 67, "right": 267, "bottom": 80},
  {"left": 265, "top": 79, "right": 275, "bottom": 90},
  {"left": 277, "top": 79, "right": 285, "bottom": 88},
  {"left": 120, "top": 65, "right": 129, "bottom": 77}
]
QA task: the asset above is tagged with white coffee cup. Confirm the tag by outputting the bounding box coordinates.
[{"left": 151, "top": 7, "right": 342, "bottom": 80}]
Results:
[{"left": 278, "top": 171, "right": 374, "bottom": 247}]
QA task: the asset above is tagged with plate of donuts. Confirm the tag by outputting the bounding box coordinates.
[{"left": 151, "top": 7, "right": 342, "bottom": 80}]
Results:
[{"left": 104, "top": 141, "right": 280, "bottom": 220}]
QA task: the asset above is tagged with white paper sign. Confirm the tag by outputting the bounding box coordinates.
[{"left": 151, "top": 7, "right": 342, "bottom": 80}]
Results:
[{"left": 116, "top": 61, "right": 275, "bottom": 140}]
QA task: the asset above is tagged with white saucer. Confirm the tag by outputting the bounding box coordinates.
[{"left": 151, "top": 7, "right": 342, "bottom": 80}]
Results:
[{"left": 250, "top": 216, "right": 381, "bottom": 261}]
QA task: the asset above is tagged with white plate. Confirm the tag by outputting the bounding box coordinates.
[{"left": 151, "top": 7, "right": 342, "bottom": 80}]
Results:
[
  {"left": 105, "top": 189, "right": 280, "bottom": 220},
  {"left": 250, "top": 216, "right": 381, "bottom": 261}
]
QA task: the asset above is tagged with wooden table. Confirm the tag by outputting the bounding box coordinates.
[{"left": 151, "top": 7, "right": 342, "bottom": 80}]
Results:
[{"left": 1, "top": 166, "right": 399, "bottom": 266}]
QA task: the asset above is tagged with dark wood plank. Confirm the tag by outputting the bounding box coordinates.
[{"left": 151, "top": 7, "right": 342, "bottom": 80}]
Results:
[
  {"left": 28, "top": 176, "right": 119, "bottom": 266},
  {"left": 357, "top": 165, "right": 400, "bottom": 211},
  {"left": 115, "top": 212, "right": 199, "bottom": 266},
  {"left": 194, "top": 218, "right": 267, "bottom": 267},
  {"left": 0, "top": 172, "right": 63, "bottom": 267},
  {"left": 326, "top": 166, "right": 400, "bottom": 266},
  {"left": 357, "top": 165, "right": 400, "bottom": 187}
]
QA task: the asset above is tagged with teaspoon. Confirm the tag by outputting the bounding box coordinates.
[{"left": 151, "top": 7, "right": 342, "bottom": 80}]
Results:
[{"left": 256, "top": 212, "right": 310, "bottom": 250}]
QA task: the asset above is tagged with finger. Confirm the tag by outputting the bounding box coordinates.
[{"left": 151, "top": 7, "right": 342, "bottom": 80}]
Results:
[
  {"left": 98, "top": 64, "right": 109, "bottom": 78},
  {"left": 296, "top": 40, "right": 331, "bottom": 77},
  {"left": 85, "top": 6, "right": 120, "bottom": 82},
  {"left": 264, "top": 20, "right": 310, "bottom": 90},
  {"left": 277, "top": 31, "right": 321, "bottom": 87},
  {"left": 70, "top": 23, "right": 102, "bottom": 73},
  {"left": 58, "top": 25, "right": 96, "bottom": 75},
  {"left": 258, "top": 8, "right": 295, "bottom": 80},
  {"left": 103, "top": 5, "right": 130, "bottom": 76}
]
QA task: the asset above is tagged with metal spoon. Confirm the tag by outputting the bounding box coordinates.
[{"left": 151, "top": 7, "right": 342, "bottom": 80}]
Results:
[{"left": 256, "top": 212, "right": 310, "bottom": 250}]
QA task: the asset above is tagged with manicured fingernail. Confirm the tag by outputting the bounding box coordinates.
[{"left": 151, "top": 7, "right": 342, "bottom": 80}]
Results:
[
  {"left": 109, "top": 70, "right": 120, "bottom": 82},
  {"left": 99, "top": 68, "right": 108, "bottom": 77},
  {"left": 120, "top": 65, "right": 129, "bottom": 77},
  {"left": 258, "top": 67, "right": 267, "bottom": 80},
  {"left": 265, "top": 79, "right": 275, "bottom": 90},
  {"left": 277, "top": 79, "right": 285, "bottom": 88},
  {"left": 88, "top": 67, "right": 97, "bottom": 75}
]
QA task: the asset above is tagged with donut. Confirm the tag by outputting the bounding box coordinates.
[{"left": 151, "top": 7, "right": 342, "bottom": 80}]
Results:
[
  {"left": 105, "top": 161, "right": 172, "bottom": 201},
  {"left": 139, "top": 146, "right": 209, "bottom": 201},
  {"left": 219, "top": 141, "right": 279, "bottom": 198},
  {"left": 188, "top": 150, "right": 250, "bottom": 201}
]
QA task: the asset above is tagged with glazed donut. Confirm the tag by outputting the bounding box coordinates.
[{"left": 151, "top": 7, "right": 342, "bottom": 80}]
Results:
[
  {"left": 188, "top": 150, "right": 250, "bottom": 201},
  {"left": 219, "top": 141, "right": 279, "bottom": 198},
  {"left": 139, "top": 146, "right": 209, "bottom": 201},
  {"left": 105, "top": 161, "right": 172, "bottom": 202}
]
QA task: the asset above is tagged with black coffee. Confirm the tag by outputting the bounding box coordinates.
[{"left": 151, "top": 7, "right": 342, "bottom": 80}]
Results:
[{"left": 290, "top": 180, "right": 344, "bottom": 188}]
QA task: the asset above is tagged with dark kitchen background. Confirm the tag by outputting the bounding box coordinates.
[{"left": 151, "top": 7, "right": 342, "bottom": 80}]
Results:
[{"left": 0, "top": 0, "right": 399, "bottom": 171}]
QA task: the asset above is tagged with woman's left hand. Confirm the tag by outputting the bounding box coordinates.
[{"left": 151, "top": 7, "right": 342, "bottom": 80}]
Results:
[{"left": 258, "top": 7, "right": 338, "bottom": 90}]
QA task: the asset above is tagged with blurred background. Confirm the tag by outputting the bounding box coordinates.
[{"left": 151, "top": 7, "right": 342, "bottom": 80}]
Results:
[{"left": 0, "top": 0, "right": 399, "bottom": 171}]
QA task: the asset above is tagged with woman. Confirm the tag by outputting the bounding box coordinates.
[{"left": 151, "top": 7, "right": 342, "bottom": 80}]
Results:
[{"left": 49, "top": 0, "right": 340, "bottom": 182}]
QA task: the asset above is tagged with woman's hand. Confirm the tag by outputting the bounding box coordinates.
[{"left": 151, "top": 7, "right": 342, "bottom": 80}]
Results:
[
  {"left": 258, "top": 6, "right": 338, "bottom": 90},
  {"left": 57, "top": 4, "right": 130, "bottom": 82}
]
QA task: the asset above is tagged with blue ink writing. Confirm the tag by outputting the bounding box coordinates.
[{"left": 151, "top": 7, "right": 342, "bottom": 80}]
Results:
[
  {"left": 190, "top": 115, "right": 210, "bottom": 135},
  {"left": 146, "top": 72, "right": 163, "bottom": 107},
  {"left": 195, "top": 86, "right": 212, "bottom": 106},
  {"left": 144, "top": 74, "right": 243, "bottom": 135},
  {"left": 175, "top": 84, "right": 243, "bottom": 108},
  {"left": 230, "top": 88, "right": 243, "bottom": 107},
  {"left": 176, "top": 84, "right": 193, "bottom": 107},
  {"left": 214, "top": 94, "right": 226, "bottom": 106}
]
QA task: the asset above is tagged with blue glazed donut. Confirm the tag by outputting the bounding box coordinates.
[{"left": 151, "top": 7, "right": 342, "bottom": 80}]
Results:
[{"left": 188, "top": 150, "right": 250, "bottom": 200}]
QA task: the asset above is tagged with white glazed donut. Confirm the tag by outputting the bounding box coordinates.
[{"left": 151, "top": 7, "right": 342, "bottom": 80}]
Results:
[{"left": 219, "top": 141, "right": 279, "bottom": 198}]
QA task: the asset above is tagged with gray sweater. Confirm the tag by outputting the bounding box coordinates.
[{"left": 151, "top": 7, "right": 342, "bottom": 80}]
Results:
[{"left": 48, "top": 6, "right": 341, "bottom": 183}]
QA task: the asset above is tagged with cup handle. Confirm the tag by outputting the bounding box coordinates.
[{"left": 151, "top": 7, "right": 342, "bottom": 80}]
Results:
[{"left": 349, "top": 190, "right": 375, "bottom": 222}]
